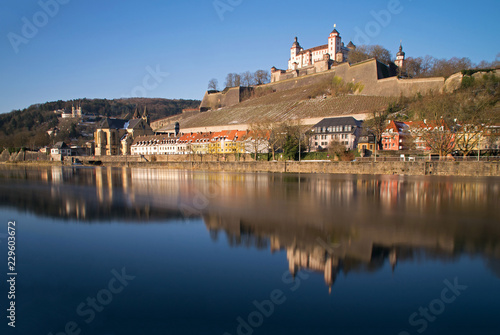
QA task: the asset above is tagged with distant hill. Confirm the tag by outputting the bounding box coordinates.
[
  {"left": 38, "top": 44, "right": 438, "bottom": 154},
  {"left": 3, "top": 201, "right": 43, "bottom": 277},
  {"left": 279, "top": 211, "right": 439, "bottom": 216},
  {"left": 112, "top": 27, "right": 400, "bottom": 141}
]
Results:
[{"left": 0, "top": 98, "right": 200, "bottom": 150}]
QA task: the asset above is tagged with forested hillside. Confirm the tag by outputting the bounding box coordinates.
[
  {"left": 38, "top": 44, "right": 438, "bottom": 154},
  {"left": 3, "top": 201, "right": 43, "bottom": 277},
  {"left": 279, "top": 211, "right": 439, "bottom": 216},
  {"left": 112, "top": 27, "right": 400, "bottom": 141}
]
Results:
[{"left": 0, "top": 98, "right": 200, "bottom": 150}]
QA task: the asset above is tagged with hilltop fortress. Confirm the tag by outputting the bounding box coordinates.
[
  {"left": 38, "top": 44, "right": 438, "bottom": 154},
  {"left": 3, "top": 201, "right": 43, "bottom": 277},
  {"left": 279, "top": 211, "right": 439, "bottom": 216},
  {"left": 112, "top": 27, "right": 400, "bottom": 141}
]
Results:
[{"left": 197, "top": 27, "right": 459, "bottom": 114}]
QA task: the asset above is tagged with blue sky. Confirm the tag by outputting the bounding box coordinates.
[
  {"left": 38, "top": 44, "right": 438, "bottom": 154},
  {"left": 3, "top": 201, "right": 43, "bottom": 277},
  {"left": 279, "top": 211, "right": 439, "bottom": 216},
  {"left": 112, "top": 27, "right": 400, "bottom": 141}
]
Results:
[{"left": 1, "top": 0, "right": 499, "bottom": 114}]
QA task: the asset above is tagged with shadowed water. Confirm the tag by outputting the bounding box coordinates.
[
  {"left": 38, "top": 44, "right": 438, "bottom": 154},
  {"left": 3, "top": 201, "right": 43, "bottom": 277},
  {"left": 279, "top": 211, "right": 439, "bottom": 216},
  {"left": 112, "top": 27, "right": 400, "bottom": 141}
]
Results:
[{"left": 0, "top": 166, "right": 499, "bottom": 335}]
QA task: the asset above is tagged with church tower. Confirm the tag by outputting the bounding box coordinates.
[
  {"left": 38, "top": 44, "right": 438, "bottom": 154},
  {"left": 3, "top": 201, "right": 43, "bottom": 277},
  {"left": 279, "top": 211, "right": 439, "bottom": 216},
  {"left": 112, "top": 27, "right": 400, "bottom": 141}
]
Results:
[
  {"left": 395, "top": 43, "right": 406, "bottom": 69},
  {"left": 142, "top": 106, "right": 150, "bottom": 125}
]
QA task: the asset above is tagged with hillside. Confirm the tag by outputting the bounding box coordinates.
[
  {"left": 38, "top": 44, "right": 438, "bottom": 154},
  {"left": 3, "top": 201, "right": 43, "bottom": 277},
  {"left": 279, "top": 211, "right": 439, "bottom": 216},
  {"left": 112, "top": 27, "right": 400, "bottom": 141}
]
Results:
[
  {"left": 156, "top": 83, "right": 395, "bottom": 131},
  {"left": 0, "top": 98, "right": 200, "bottom": 150}
]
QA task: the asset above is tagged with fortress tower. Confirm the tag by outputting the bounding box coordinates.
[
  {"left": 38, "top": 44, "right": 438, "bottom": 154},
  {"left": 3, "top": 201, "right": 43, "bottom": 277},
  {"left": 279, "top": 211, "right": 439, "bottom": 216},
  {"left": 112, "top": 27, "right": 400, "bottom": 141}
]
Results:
[{"left": 395, "top": 43, "right": 405, "bottom": 69}]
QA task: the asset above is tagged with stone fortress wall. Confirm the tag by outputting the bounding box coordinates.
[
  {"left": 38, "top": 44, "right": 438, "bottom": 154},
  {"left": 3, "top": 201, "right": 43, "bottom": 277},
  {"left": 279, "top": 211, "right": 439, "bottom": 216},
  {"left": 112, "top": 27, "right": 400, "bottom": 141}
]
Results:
[{"left": 199, "top": 59, "right": 453, "bottom": 112}]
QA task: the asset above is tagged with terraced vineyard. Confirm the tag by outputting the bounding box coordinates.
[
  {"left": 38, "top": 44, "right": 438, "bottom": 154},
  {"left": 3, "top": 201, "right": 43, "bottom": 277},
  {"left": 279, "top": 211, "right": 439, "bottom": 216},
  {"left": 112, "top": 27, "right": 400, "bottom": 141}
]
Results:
[{"left": 157, "top": 85, "right": 395, "bottom": 131}]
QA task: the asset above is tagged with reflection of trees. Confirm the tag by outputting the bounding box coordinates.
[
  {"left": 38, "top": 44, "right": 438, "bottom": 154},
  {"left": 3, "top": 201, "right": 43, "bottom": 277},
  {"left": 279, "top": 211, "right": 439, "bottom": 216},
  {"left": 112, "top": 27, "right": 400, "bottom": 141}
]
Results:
[
  {"left": 1, "top": 166, "right": 499, "bottom": 287},
  {"left": 486, "top": 258, "right": 500, "bottom": 279}
]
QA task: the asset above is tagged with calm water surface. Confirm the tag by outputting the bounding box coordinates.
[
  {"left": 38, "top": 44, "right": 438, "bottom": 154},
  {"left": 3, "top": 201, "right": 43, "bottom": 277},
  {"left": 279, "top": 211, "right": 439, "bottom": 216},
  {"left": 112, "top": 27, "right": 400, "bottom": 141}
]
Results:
[{"left": 0, "top": 166, "right": 499, "bottom": 335}]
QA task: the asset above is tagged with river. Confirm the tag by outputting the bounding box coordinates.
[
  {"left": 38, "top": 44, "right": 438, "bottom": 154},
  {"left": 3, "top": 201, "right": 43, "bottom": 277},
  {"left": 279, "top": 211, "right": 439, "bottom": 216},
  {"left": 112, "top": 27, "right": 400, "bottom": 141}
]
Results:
[{"left": 0, "top": 166, "right": 499, "bottom": 335}]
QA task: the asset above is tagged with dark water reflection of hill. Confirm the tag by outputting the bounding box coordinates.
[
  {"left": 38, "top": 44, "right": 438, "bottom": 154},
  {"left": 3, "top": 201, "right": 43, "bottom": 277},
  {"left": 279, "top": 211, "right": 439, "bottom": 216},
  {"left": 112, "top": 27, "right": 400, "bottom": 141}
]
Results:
[{"left": 1, "top": 166, "right": 499, "bottom": 283}]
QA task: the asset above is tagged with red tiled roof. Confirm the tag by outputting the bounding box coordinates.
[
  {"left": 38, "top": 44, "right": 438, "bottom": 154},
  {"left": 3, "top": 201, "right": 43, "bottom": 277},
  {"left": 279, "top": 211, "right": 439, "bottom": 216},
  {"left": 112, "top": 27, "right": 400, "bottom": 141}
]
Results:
[{"left": 298, "top": 44, "right": 328, "bottom": 55}]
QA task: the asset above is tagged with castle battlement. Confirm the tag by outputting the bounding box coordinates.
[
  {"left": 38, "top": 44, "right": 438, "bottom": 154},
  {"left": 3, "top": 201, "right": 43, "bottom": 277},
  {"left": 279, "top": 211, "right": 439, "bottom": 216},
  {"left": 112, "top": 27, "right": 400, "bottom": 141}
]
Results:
[{"left": 271, "top": 26, "right": 405, "bottom": 83}]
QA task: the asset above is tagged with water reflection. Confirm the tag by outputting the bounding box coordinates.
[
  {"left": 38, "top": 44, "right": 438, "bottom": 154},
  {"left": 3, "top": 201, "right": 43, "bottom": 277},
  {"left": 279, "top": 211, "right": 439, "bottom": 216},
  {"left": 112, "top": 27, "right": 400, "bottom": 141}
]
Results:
[{"left": 1, "top": 166, "right": 499, "bottom": 288}]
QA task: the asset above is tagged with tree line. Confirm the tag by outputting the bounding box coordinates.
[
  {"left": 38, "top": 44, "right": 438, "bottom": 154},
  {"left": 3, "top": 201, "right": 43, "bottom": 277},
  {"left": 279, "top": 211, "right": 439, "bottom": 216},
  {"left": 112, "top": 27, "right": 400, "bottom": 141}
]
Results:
[
  {"left": 208, "top": 70, "right": 271, "bottom": 91},
  {"left": 364, "top": 72, "right": 500, "bottom": 157},
  {"left": 347, "top": 45, "right": 500, "bottom": 79},
  {"left": 246, "top": 72, "right": 499, "bottom": 160},
  {"left": 0, "top": 98, "right": 200, "bottom": 150}
]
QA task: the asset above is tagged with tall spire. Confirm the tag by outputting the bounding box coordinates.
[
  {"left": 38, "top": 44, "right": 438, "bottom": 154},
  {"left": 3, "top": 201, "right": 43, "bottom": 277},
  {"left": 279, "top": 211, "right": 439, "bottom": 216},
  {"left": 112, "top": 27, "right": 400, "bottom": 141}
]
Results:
[
  {"left": 133, "top": 107, "right": 141, "bottom": 119},
  {"left": 397, "top": 42, "right": 405, "bottom": 57},
  {"left": 142, "top": 106, "right": 150, "bottom": 124}
]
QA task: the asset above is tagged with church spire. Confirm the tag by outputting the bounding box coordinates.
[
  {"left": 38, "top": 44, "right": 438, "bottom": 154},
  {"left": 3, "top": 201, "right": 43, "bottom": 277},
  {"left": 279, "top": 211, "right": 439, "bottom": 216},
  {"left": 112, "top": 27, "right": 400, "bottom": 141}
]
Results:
[{"left": 142, "top": 106, "right": 150, "bottom": 124}]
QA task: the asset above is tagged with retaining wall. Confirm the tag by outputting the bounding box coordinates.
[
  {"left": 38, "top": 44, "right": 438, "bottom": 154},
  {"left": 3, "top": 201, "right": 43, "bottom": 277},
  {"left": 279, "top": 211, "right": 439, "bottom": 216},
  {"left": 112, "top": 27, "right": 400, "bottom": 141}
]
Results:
[{"left": 71, "top": 156, "right": 500, "bottom": 177}]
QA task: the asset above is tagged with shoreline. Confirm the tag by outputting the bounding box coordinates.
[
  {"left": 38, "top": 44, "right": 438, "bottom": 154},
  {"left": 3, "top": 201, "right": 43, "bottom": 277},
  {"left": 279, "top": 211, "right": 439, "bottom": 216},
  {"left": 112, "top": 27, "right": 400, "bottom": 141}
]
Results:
[{"left": 4, "top": 159, "right": 499, "bottom": 177}]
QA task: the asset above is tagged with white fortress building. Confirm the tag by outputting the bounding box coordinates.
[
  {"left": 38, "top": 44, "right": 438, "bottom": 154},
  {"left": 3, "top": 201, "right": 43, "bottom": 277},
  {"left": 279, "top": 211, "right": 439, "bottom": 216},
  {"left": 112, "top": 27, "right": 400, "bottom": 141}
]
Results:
[
  {"left": 271, "top": 26, "right": 408, "bottom": 84},
  {"left": 288, "top": 27, "right": 355, "bottom": 71},
  {"left": 272, "top": 26, "right": 358, "bottom": 82}
]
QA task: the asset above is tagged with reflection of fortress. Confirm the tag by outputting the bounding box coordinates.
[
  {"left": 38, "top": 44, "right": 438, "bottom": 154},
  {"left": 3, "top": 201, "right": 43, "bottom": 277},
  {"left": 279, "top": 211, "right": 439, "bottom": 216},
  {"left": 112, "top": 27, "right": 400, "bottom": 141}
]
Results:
[{"left": 1, "top": 167, "right": 499, "bottom": 288}]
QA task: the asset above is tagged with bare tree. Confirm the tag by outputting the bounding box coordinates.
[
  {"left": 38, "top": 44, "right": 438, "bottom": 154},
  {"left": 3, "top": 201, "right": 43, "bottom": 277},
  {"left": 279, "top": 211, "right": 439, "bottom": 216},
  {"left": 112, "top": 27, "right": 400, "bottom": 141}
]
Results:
[
  {"left": 225, "top": 73, "right": 235, "bottom": 88},
  {"left": 364, "top": 109, "right": 390, "bottom": 150},
  {"left": 208, "top": 78, "right": 218, "bottom": 91},
  {"left": 370, "top": 45, "right": 393, "bottom": 65},
  {"left": 347, "top": 45, "right": 392, "bottom": 65},
  {"left": 247, "top": 123, "right": 270, "bottom": 159},
  {"left": 415, "top": 120, "right": 456, "bottom": 158},
  {"left": 241, "top": 71, "right": 255, "bottom": 86},
  {"left": 225, "top": 73, "right": 241, "bottom": 88},
  {"left": 257, "top": 118, "right": 286, "bottom": 161},
  {"left": 233, "top": 73, "right": 241, "bottom": 87},
  {"left": 254, "top": 70, "right": 270, "bottom": 85}
]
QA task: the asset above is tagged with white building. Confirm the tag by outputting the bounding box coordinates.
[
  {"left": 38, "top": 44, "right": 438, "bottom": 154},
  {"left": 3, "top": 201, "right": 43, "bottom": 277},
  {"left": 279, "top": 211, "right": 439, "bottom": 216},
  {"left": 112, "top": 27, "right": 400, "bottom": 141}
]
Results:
[
  {"left": 288, "top": 27, "right": 355, "bottom": 71},
  {"left": 51, "top": 142, "right": 72, "bottom": 157}
]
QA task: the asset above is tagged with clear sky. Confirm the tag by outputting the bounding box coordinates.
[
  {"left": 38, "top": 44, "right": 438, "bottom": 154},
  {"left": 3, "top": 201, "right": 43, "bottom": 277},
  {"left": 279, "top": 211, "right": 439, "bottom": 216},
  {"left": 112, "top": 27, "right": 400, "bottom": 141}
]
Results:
[{"left": 1, "top": 0, "right": 499, "bottom": 114}]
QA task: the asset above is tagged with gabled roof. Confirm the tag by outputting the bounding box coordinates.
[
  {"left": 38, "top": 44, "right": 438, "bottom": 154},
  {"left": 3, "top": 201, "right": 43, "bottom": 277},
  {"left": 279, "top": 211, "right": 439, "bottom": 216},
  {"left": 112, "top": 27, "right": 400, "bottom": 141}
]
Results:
[
  {"left": 98, "top": 118, "right": 128, "bottom": 130},
  {"left": 298, "top": 44, "right": 329, "bottom": 55},
  {"left": 384, "top": 120, "right": 408, "bottom": 134},
  {"left": 127, "top": 119, "right": 144, "bottom": 129},
  {"left": 53, "top": 142, "right": 69, "bottom": 149},
  {"left": 404, "top": 120, "right": 450, "bottom": 131},
  {"left": 132, "top": 135, "right": 175, "bottom": 146}
]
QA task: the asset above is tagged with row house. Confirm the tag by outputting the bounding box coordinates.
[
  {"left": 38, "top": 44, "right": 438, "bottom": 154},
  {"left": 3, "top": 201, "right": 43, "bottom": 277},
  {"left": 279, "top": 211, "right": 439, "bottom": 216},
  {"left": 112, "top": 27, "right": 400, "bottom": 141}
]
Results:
[
  {"left": 381, "top": 121, "right": 411, "bottom": 151},
  {"left": 357, "top": 131, "right": 376, "bottom": 154},
  {"left": 480, "top": 124, "right": 500, "bottom": 151},
  {"left": 131, "top": 130, "right": 268, "bottom": 156},
  {"left": 209, "top": 130, "right": 249, "bottom": 154},
  {"left": 310, "top": 117, "right": 363, "bottom": 151},
  {"left": 404, "top": 120, "right": 451, "bottom": 151},
  {"left": 131, "top": 136, "right": 183, "bottom": 156}
]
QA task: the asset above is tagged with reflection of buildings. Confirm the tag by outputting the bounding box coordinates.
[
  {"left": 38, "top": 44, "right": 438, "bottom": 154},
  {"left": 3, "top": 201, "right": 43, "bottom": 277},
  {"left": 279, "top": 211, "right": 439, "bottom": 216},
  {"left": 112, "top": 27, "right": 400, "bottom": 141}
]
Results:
[
  {"left": 205, "top": 210, "right": 459, "bottom": 292},
  {"left": 1, "top": 166, "right": 499, "bottom": 288}
]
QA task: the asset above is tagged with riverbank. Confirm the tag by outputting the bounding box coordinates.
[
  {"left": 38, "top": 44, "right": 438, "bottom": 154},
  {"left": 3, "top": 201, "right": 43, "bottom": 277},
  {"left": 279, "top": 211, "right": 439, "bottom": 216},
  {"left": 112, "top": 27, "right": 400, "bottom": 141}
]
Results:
[
  {"left": 3, "top": 157, "right": 499, "bottom": 177},
  {"left": 56, "top": 156, "right": 500, "bottom": 177}
]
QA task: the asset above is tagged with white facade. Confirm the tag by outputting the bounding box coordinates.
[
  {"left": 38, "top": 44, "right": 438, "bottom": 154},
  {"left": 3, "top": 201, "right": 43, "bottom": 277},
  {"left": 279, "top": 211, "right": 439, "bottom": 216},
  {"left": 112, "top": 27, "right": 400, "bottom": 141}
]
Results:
[
  {"left": 288, "top": 28, "right": 351, "bottom": 70},
  {"left": 51, "top": 147, "right": 71, "bottom": 156}
]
